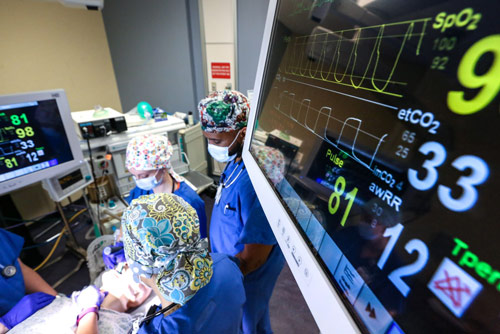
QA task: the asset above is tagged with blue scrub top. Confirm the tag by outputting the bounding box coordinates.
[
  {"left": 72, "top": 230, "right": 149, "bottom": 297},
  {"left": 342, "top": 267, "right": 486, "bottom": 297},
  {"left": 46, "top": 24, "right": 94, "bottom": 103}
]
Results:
[
  {"left": 210, "top": 159, "right": 285, "bottom": 334},
  {"left": 210, "top": 160, "right": 277, "bottom": 255},
  {"left": 0, "top": 229, "right": 25, "bottom": 316},
  {"left": 126, "top": 181, "right": 208, "bottom": 239},
  {"left": 137, "top": 253, "right": 245, "bottom": 334}
]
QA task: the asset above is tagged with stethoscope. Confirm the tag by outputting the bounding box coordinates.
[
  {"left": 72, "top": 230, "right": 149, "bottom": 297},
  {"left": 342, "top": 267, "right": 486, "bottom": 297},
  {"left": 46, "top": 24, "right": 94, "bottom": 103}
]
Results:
[
  {"left": 128, "top": 303, "right": 178, "bottom": 334},
  {"left": 0, "top": 263, "right": 17, "bottom": 278}
]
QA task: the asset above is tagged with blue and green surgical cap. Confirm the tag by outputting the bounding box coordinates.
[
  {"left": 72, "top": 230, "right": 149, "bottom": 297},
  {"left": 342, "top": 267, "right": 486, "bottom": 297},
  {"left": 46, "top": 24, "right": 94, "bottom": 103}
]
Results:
[{"left": 122, "top": 193, "right": 213, "bottom": 305}]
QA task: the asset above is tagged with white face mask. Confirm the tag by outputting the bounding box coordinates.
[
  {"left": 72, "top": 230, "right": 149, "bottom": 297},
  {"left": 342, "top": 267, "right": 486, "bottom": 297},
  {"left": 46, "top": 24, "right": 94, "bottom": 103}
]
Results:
[
  {"left": 134, "top": 170, "right": 162, "bottom": 191},
  {"left": 208, "top": 130, "right": 241, "bottom": 163}
]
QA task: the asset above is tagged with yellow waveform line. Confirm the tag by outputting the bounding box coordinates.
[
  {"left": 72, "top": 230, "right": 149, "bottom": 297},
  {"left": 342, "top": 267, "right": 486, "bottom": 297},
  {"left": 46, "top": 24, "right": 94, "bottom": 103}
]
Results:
[
  {"left": 293, "top": 32, "right": 426, "bottom": 44},
  {"left": 281, "top": 17, "right": 432, "bottom": 96},
  {"left": 286, "top": 66, "right": 407, "bottom": 85},
  {"left": 296, "top": 17, "right": 432, "bottom": 37}
]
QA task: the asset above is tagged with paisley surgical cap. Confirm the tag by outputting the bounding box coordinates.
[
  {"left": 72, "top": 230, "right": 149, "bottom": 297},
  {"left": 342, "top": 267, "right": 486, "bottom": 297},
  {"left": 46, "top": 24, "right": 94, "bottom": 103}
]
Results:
[
  {"left": 252, "top": 145, "right": 286, "bottom": 185},
  {"left": 122, "top": 193, "right": 213, "bottom": 305},
  {"left": 198, "top": 90, "right": 249, "bottom": 133},
  {"left": 125, "top": 134, "right": 183, "bottom": 182}
]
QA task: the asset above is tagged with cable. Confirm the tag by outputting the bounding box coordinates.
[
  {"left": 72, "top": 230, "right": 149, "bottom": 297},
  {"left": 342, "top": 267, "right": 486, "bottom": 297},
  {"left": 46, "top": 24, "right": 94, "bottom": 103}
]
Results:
[
  {"left": 22, "top": 239, "right": 54, "bottom": 251},
  {"left": 33, "top": 226, "right": 66, "bottom": 271},
  {"left": 0, "top": 202, "right": 84, "bottom": 227},
  {"left": 84, "top": 226, "right": 95, "bottom": 240},
  {"left": 33, "top": 208, "right": 87, "bottom": 272},
  {"left": 84, "top": 129, "right": 101, "bottom": 232},
  {"left": 2, "top": 212, "right": 59, "bottom": 230},
  {"left": 68, "top": 208, "right": 88, "bottom": 224}
]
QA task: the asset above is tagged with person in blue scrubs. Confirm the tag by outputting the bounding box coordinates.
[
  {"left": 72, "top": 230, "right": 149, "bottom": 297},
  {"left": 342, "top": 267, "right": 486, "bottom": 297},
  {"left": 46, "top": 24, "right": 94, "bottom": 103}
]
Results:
[
  {"left": 121, "top": 193, "right": 245, "bottom": 334},
  {"left": 0, "top": 228, "right": 57, "bottom": 333},
  {"left": 198, "top": 91, "right": 285, "bottom": 334},
  {"left": 124, "top": 134, "right": 207, "bottom": 239}
]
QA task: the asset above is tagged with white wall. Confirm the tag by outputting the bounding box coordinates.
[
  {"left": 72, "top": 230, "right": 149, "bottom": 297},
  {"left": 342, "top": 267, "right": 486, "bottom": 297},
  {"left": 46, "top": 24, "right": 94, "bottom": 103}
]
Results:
[
  {"left": 200, "top": 0, "right": 237, "bottom": 93},
  {"left": 0, "top": 0, "right": 122, "bottom": 112}
]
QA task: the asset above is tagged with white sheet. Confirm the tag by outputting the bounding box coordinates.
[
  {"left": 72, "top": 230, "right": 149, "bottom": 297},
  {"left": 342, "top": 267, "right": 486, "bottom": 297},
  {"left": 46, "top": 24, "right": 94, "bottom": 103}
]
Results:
[{"left": 9, "top": 294, "right": 134, "bottom": 334}]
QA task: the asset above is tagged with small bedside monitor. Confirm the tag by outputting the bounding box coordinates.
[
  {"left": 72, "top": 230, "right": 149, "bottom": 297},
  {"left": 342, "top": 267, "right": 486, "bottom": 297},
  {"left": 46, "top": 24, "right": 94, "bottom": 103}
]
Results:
[{"left": 0, "top": 89, "right": 84, "bottom": 195}]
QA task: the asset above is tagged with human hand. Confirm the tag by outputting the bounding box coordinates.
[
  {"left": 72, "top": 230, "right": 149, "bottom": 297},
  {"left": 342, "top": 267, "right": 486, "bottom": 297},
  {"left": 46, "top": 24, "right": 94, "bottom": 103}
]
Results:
[
  {"left": 102, "top": 242, "right": 126, "bottom": 270},
  {"left": 0, "top": 292, "right": 55, "bottom": 329},
  {"left": 72, "top": 285, "right": 107, "bottom": 311}
]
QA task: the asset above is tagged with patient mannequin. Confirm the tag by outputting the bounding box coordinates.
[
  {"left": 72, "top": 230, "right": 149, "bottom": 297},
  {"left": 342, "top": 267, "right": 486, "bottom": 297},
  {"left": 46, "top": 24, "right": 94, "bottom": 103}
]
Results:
[{"left": 99, "top": 264, "right": 152, "bottom": 313}]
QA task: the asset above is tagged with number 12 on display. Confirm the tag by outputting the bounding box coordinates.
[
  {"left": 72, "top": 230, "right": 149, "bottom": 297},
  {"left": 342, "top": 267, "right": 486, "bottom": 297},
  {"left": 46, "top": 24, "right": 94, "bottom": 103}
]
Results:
[{"left": 377, "top": 223, "right": 429, "bottom": 297}]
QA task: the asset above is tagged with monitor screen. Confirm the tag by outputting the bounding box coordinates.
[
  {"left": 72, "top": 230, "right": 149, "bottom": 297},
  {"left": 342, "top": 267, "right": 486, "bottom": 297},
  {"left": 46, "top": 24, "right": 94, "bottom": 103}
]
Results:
[
  {"left": 0, "top": 99, "right": 74, "bottom": 181},
  {"left": 0, "top": 90, "right": 84, "bottom": 194},
  {"left": 247, "top": 0, "right": 499, "bottom": 333}
]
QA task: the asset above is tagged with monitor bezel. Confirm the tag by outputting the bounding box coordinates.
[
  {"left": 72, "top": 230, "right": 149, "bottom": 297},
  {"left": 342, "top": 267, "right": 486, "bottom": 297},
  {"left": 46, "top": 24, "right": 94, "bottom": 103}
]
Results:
[
  {"left": 0, "top": 89, "right": 84, "bottom": 195},
  {"left": 242, "top": 0, "right": 360, "bottom": 332}
]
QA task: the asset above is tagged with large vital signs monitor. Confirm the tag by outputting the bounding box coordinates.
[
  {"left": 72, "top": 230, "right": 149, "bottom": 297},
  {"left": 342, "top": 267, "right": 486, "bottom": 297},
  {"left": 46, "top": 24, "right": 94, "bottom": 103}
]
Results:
[
  {"left": 0, "top": 90, "right": 84, "bottom": 195},
  {"left": 243, "top": 0, "right": 499, "bottom": 333}
]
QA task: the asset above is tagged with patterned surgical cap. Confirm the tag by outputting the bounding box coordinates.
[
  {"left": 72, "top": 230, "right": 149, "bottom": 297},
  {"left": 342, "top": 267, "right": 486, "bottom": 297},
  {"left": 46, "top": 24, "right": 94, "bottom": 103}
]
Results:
[
  {"left": 122, "top": 193, "right": 213, "bottom": 305},
  {"left": 252, "top": 145, "right": 285, "bottom": 185},
  {"left": 125, "top": 134, "right": 183, "bottom": 183},
  {"left": 198, "top": 90, "right": 249, "bottom": 133}
]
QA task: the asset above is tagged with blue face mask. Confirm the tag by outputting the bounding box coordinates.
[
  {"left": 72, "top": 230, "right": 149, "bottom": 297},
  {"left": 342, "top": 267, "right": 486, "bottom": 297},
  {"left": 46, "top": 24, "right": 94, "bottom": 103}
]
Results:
[
  {"left": 134, "top": 170, "right": 163, "bottom": 191},
  {"left": 208, "top": 130, "right": 241, "bottom": 163}
]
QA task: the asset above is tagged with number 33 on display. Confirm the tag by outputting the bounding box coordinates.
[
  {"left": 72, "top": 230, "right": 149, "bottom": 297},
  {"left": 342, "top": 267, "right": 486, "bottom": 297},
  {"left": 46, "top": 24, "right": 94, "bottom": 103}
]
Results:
[{"left": 408, "top": 141, "right": 489, "bottom": 212}]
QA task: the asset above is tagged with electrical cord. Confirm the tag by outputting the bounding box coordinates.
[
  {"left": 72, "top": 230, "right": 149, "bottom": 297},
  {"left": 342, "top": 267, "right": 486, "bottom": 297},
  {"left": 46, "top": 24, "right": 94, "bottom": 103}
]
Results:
[
  {"left": 24, "top": 207, "right": 90, "bottom": 250},
  {"left": 83, "top": 128, "right": 101, "bottom": 232},
  {"left": 22, "top": 239, "right": 55, "bottom": 251},
  {"left": 33, "top": 208, "right": 88, "bottom": 271},
  {"left": 2, "top": 212, "right": 60, "bottom": 230},
  {"left": 33, "top": 225, "right": 67, "bottom": 272}
]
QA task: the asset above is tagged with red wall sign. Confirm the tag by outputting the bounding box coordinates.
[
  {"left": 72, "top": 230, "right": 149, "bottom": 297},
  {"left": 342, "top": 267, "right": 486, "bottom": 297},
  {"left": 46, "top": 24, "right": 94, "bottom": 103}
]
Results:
[{"left": 211, "top": 62, "right": 231, "bottom": 79}]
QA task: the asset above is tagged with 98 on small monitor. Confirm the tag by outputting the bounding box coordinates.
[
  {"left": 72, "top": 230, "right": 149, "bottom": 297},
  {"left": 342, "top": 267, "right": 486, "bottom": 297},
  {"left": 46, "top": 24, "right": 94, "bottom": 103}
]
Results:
[{"left": 0, "top": 99, "right": 74, "bottom": 182}]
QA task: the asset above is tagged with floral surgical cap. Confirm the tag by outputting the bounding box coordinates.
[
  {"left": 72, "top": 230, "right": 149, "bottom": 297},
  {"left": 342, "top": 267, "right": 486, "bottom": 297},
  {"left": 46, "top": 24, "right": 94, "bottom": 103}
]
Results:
[
  {"left": 125, "top": 134, "right": 183, "bottom": 182},
  {"left": 252, "top": 145, "right": 286, "bottom": 185},
  {"left": 121, "top": 193, "right": 213, "bottom": 305},
  {"left": 198, "top": 90, "right": 249, "bottom": 133}
]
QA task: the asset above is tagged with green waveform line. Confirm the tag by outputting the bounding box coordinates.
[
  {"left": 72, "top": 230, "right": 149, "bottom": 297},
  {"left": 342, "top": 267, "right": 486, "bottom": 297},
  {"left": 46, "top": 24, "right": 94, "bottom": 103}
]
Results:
[
  {"left": 282, "top": 17, "right": 432, "bottom": 97},
  {"left": 295, "top": 17, "right": 432, "bottom": 37},
  {"left": 286, "top": 66, "right": 407, "bottom": 85},
  {"left": 288, "top": 0, "right": 335, "bottom": 17}
]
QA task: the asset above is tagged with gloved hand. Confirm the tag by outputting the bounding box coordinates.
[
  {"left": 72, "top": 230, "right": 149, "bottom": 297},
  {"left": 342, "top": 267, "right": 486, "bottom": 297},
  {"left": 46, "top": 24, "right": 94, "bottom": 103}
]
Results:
[
  {"left": 0, "top": 292, "right": 55, "bottom": 330},
  {"left": 102, "top": 242, "right": 126, "bottom": 270},
  {"left": 72, "top": 285, "right": 107, "bottom": 311}
]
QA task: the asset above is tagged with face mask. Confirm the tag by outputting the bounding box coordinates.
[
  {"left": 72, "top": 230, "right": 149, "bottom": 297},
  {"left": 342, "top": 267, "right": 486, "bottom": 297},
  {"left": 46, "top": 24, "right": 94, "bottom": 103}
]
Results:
[
  {"left": 208, "top": 130, "right": 241, "bottom": 163},
  {"left": 134, "top": 170, "right": 162, "bottom": 191}
]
